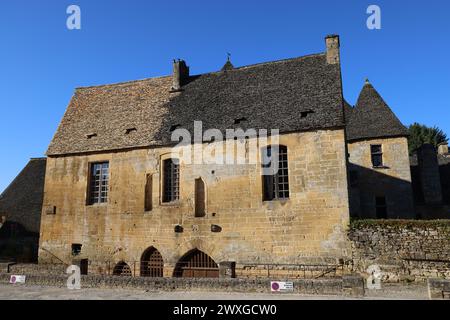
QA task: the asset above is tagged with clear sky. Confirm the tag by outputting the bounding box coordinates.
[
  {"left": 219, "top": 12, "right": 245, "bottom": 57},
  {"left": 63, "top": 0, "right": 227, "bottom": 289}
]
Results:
[{"left": 0, "top": 0, "right": 449, "bottom": 193}]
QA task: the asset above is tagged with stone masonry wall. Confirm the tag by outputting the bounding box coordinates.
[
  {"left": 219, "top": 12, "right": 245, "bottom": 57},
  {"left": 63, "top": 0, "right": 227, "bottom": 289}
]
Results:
[
  {"left": 349, "top": 220, "right": 450, "bottom": 282},
  {"left": 39, "top": 129, "right": 351, "bottom": 274}
]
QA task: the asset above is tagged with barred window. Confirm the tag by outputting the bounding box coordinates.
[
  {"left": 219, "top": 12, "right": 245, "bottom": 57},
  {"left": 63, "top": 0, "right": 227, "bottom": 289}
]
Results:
[
  {"left": 87, "top": 162, "right": 109, "bottom": 205},
  {"left": 262, "top": 145, "right": 290, "bottom": 201},
  {"left": 371, "top": 145, "right": 383, "bottom": 167},
  {"left": 163, "top": 159, "right": 180, "bottom": 203}
]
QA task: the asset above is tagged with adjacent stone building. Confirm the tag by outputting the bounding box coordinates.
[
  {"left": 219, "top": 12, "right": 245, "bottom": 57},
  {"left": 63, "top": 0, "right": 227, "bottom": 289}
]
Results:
[
  {"left": 7, "top": 34, "right": 441, "bottom": 276},
  {"left": 38, "top": 35, "right": 353, "bottom": 277},
  {"left": 0, "top": 158, "right": 46, "bottom": 262},
  {"left": 344, "top": 81, "right": 414, "bottom": 219}
]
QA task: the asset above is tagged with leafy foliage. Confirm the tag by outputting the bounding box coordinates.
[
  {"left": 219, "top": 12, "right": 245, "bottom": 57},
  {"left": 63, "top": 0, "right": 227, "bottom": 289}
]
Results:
[{"left": 408, "top": 123, "right": 448, "bottom": 154}]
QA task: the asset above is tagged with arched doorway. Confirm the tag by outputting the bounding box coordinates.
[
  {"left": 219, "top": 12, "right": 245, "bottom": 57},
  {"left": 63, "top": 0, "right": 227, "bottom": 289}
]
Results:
[
  {"left": 140, "top": 247, "right": 164, "bottom": 277},
  {"left": 173, "top": 249, "right": 219, "bottom": 278},
  {"left": 113, "top": 261, "right": 132, "bottom": 276}
]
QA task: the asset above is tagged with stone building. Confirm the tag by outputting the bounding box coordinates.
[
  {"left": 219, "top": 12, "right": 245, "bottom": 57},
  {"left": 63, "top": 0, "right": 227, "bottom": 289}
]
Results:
[
  {"left": 344, "top": 81, "right": 414, "bottom": 219},
  {"left": 410, "top": 142, "right": 450, "bottom": 218},
  {"left": 38, "top": 35, "right": 353, "bottom": 276},
  {"left": 28, "top": 34, "right": 447, "bottom": 277},
  {"left": 0, "top": 158, "right": 46, "bottom": 262}
]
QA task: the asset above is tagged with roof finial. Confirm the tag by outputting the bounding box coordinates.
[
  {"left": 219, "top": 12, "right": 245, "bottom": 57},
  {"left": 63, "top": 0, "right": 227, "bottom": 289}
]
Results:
[
  {"left": 221, "top": 53, "right": 234, "bottom": 71},
  {"left": 365, "top": 78, "right": 370, "bottom": 84}
]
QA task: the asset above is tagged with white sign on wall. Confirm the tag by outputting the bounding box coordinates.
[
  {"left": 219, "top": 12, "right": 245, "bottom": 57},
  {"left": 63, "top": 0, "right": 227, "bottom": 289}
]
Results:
[
  {"left": 10, "top": 275, "right": 26, "bottom": 284},
  {"left": 271, "top": 281, "right": 294, "bottom": 293}
]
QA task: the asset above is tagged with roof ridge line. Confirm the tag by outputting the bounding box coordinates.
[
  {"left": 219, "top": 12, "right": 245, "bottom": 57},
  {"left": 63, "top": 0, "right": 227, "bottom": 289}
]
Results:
[
  {"left": 76, "top": 75, "right": 171, "bottom": 90},
  {"left": 75, "top": 52, "right": 326, "bottom": 90}
]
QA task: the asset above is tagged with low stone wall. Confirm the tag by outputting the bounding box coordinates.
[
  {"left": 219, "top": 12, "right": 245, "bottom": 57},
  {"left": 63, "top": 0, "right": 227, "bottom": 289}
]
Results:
[
  {"left": 349, "top": 220, "right": 450, "bottom": 282},
  {"left": 3, "top": 263, "right": 66, "bottom": 275},
  {"left": 0, "top": 273, "right": 364, "bottom": 297}
]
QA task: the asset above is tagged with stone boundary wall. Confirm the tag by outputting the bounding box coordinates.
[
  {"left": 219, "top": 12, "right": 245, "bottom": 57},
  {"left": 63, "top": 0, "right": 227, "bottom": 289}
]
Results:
[
  {"left": 349, "top": 220, "right": 450, "bottom": 282},
  {"left": 0, "top": 263, "right": 66, "bottom": 275},
  {"left": 0, "top": 273, "right": 364, "bottom": 297}
]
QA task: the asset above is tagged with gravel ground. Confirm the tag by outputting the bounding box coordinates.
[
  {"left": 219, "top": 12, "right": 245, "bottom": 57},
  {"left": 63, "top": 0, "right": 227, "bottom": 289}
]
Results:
[{"left": 0, "top": 283, "right": 429, "bottom": 300}]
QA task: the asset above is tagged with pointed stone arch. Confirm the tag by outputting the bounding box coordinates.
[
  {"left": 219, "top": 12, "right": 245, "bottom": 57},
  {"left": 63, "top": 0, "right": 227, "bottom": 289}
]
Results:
[
  {"left": 140, "top": 246, "right": 164, "bottom": 277},
  {"left": 173, "top": 248, "right": 219, "bottom": 278}
]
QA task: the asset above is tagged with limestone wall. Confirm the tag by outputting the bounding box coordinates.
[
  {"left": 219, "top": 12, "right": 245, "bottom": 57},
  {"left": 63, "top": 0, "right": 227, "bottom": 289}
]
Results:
[
  {"left": 39, "top": 129, "right": 351, "bottom": 274},
  {"left": 347, "top": 137, "right": 414, "bottom": 219}
]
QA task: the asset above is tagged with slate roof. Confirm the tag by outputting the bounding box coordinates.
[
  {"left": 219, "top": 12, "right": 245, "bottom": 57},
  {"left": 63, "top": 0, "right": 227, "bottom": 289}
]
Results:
[
  {"left": 345, "top": 80, "right": 408, "bottom": 142},
  {"left": 47, "top": 53, "right": 345, "bottom": 156}
]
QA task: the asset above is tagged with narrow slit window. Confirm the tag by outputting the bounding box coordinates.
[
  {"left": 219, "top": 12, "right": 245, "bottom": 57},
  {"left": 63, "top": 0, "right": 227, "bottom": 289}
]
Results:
[
  {"left": 371, "top": 145, "right": 383, "bottom": 167},
  {"left": 195, "top": 178, "right": 206, "bottom": 217},
  {"left": 262, "top": 145, "right": 290, "bottom": 201},
  {"left": 144, "top": 174, "right": 153, "bottom": 212},
  {"left": 162, "top": 159, "right": 180, "bottom": 203},
  {"left": 87, "top": 162, "right": 109, "bottom": 205}
]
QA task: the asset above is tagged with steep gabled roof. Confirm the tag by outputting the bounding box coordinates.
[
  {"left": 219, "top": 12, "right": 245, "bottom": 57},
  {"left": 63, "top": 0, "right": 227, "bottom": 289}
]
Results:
[
  {"left": 345, "top": 80, "right": 408, "bottom": 142},
  {"left": 47, "top": 53, "right": 345, "bottom": 156}
]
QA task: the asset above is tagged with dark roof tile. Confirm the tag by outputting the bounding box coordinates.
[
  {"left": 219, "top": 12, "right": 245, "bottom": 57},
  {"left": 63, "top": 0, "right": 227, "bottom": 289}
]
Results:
[
  {"left": 345, "top": 81, "right": 408, "bottom": 142},
  {"left": 47, "top": 53, "right": 345, "bottom": 155}
]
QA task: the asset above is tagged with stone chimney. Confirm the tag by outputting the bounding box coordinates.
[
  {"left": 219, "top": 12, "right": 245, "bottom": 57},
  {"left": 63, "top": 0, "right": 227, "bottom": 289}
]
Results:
[
  {"left": 325, "top": 34, "right": 340, "bottom": 65},
  {"left": 171, "top": 59, "right": 190, "bottom": 92},
  {"left": 417, "top": 144, "right": 443, "bottom": 205},
  {"left": 438, "top": 143, "right": 449, "bottom": 155}
]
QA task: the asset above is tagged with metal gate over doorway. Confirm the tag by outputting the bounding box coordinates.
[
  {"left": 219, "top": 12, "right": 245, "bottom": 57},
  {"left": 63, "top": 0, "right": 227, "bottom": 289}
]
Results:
[
  {"left": 173, "top": 249, "right": 219, "bottom": 278},
  {"left": 140, "top": 247, "right": 164, "bottom": 277}
]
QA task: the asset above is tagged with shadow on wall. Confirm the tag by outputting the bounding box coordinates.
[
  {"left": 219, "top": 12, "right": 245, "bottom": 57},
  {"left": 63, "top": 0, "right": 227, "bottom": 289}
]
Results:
[
  {"left": 348, "top": 163, "right": 415, "bottom": 219},
  {"left": 440, "top": 163, "right": 450, "bottom": 205},
  {"left": 0, "top": 158, "right": 46, "bottom": 263},
  {"left": 0, "top": 221, "right": 39, "bottom": 262}
]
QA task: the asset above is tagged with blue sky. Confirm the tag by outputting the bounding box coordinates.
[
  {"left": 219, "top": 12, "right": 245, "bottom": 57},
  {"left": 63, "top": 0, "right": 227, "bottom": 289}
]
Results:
[{"left": 0, "top": 0, "right": 449, "bottom": 192}]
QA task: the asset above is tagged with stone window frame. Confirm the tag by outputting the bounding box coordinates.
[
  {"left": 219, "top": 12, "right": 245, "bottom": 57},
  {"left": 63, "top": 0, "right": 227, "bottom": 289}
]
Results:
[
  {"left": 86, "top": 161, "right": 110, "bottom": 206},
  {"left": 160, "top": 153, "right": 181, "bottom": 205},
  {"left": 261, "top": 144, "right": 290, "bottom": 202}
]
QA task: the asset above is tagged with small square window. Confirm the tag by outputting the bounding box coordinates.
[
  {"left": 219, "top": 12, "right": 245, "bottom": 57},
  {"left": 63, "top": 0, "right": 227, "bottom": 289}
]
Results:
[{"left": 71, "top": 244, "right": 82, "bottom": 256}]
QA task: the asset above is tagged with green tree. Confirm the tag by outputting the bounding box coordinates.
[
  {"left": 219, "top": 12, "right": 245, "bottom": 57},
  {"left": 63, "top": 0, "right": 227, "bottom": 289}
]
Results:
[{"left": 408, "top": 123, "right": 448, "bottom": 154}]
